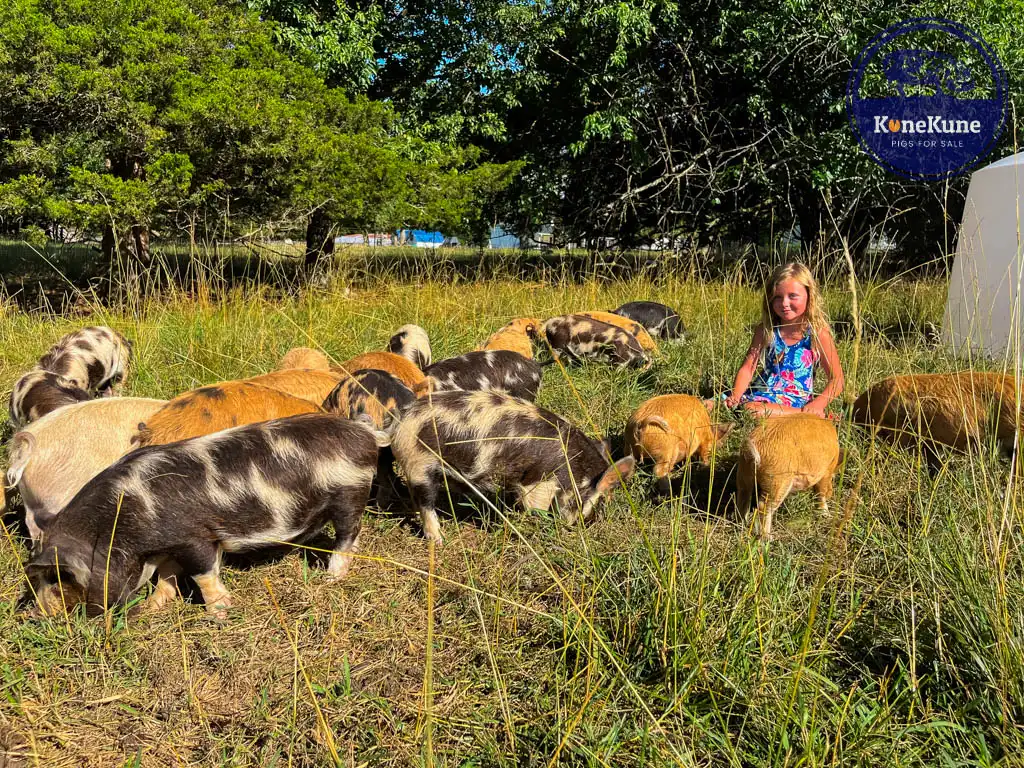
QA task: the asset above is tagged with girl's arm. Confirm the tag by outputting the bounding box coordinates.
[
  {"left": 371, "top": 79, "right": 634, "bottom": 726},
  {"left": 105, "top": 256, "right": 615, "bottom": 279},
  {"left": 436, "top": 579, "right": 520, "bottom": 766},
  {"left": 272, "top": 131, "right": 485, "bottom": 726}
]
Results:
[
  {"left": 726, "top": 325, "right": 766, "bottom": 407},
  {"left": 803, "top": 325, "right": 845, "bottom": 416}
]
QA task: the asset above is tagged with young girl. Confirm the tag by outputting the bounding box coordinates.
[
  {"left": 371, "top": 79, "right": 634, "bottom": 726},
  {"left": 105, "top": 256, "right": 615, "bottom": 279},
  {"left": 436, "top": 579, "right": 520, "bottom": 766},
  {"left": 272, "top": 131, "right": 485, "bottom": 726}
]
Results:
[{"left": 711, "top": 262, "right": 844, "bottom": 418}]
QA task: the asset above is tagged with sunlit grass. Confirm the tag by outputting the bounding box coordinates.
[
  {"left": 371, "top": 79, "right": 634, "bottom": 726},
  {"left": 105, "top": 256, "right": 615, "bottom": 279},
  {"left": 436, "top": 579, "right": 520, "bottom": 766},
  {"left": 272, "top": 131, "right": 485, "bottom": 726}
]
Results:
[{"left": 0, "top": 257, "right": 1020, "bottom": 766}]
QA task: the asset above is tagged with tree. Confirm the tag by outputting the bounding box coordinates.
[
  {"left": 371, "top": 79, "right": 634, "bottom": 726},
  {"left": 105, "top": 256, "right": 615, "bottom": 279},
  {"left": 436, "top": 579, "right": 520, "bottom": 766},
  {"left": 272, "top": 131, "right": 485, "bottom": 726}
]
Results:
[{"left": 0, "top": 0, "right": 517, "bottom": 273}]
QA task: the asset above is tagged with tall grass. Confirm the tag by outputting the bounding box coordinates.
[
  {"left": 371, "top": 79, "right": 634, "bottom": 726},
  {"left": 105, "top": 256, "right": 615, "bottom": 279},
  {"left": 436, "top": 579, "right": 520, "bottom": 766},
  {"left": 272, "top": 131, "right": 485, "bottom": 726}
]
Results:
[{"left": 0, "top": 258, "right": 1020, "bottom": 766}]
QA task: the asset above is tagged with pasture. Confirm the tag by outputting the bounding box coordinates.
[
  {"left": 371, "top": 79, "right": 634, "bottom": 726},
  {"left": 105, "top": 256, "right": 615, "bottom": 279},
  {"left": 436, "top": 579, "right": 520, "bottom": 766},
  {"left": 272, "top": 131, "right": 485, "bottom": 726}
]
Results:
[{"left": 0, "top": 267, "right": 1021, "bottom": 767}]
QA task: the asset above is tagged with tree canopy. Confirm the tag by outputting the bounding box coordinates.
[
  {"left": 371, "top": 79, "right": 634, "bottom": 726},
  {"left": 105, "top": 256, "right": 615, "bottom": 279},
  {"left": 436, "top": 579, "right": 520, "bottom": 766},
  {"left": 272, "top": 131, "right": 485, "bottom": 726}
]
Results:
[
  {"left": 0, "top": 0, "right": 517, "bottom": 265},
  {"left": 255, "top": 0, "right": 1024, "bottom": 260}
]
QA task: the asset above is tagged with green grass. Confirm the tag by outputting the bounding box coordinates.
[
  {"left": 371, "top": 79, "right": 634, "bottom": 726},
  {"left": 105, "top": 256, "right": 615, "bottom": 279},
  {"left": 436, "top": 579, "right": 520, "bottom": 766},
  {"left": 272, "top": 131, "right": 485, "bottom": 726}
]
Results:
[{"left": 0, "top": 269, "right": 1022, "bottom": 767}]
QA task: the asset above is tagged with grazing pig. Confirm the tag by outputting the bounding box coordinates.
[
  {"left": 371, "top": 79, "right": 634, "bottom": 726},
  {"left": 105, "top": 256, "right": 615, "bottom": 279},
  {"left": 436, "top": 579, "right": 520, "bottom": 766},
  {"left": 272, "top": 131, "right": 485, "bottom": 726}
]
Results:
[
  {"left": 387, "top": 324, "right": 432, "bottom": 370},
  {"left": 8, "top": 370, "right": 93, "bottom": 428},
  {"left": 624, "top": 394, "right": 732, "bottom": 488},
  {"left": 541, "top": 314, "right": 650, "bottom": 368},
  {"left": 323, "top": 369, "right": 416, "bottom": 429},
  {"left": 6, "top": 397, "right": 168, "bottom": 542},
  {"left": 478, "top": 318, "right": 542, "bottom": 360},
  {"left": 134, "top": 381, "right": 319, "bottom": 447},
  {"left": 735, "top": 414, "right": 841, "bottom": 540},
  {"left": 611, "top": 301, "right": 685, "bottom": 340},
  {"left": 245, "top": 368, "right": 343, "bottom": 405},
  {"left": 333, "top": 352, "right": 426, "bottom": 391},
  {"left": 576, "top": 311, "right": 658, "bottom": 352},
  {"left": 38, "top": 325, "right": 133, "bottom": 395},
  {"left": 276, "top": 347, "right": 332, "bottom": 371},
  {"left": 391, "top": 390, "right": 635, "bottom": 541},
  {"left": 852, "top": 372, "right": 1020, "bottom": 459},
  {"left": 25, "top": 414, "right": 388, "bottom": 618},
  {"left": 421, "top": 350, "right": 543, "bottom": 401}
]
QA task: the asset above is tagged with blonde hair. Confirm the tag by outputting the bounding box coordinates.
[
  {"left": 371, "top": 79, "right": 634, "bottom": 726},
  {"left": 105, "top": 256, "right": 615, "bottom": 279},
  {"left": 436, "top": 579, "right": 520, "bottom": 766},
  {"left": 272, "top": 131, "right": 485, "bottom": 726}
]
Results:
[{"left": 760, "top": 262, "right": 828, "bottom": 332}]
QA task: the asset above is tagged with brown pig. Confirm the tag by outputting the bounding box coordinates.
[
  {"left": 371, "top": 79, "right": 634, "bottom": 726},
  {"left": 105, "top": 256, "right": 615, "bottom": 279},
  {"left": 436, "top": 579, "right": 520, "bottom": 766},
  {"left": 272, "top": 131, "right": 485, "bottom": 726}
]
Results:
[
  {"left": 624, "top": 394, "right": 732, "bottom": 488},
  {"left": 735, "top": 413, "right": 842, "bottom": 540}
]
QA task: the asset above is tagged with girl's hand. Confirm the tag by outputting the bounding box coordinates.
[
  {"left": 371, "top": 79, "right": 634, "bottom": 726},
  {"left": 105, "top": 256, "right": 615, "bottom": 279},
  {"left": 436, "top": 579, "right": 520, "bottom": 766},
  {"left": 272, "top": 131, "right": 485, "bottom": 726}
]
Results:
[
  {"left": 725, "top": 393, "right": 742, "bottom": 408},
  {"left": 801, "top": 401, "right": 826, "bottom": 418}
]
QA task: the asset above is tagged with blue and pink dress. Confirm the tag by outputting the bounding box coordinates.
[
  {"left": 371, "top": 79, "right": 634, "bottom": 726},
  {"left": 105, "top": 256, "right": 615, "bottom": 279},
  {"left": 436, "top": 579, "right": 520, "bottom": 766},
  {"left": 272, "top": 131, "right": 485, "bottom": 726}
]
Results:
[{"left": 733, "top": 325, "right": 819, "bottom": 409}]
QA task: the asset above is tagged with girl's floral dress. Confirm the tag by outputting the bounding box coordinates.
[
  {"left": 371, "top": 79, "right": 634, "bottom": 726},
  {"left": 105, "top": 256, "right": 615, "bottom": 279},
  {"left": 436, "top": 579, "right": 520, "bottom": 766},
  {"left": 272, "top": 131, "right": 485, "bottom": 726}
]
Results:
[{"left": 736, "top": 325, "right": 819, "bottom": 408}]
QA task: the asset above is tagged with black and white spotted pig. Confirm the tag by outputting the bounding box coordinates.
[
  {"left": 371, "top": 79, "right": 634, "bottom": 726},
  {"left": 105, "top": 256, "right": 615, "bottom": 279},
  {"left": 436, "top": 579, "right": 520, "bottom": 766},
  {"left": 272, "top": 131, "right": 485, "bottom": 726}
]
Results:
[
  {"left": 611, "top": 301, "right": 685, "bottom": 340},
  {"left": 541, "top": 314, "right": 650, "bottom": 368},
  {"left": 37, "top": 325, "right": 133, "bottom": 396},
  {"left": 25, "top": 413, "right": 387, "bottom": 619},
  {"left": 421, "top": 350, "right": 543, "bottom": 401},
  {"left": 322, "top": 368, "right": 416, "bottom": 429},
  {"left": 391, "top": 390, "right": 635, "bottom": 541},
  {"left": 387, "top": 324, "right": 432, "bottom": 370},
  {"left": 8, "top": 369, "right": 93, "bottom": 428}
]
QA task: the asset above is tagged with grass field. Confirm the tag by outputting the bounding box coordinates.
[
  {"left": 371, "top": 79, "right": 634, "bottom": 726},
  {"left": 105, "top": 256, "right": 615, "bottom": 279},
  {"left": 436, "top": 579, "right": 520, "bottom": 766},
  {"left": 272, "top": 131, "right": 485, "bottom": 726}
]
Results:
[{"left": 0, "top": 267, "right": 1021, "bottom": 767}]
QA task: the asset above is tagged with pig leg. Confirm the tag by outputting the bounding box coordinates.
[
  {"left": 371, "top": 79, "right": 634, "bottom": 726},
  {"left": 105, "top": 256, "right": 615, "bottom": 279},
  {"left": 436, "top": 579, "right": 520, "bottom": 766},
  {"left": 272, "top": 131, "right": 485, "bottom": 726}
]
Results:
[
  {"left": 135, "top": 560, "right": 183, "bottom": 614},
  {"left": 814, "top": 474, "right": 835, "bottom": 518},
  {"left": 178, "top": 542, "right": 231, "bottom": 619},
  {"left": 754, "top": 480, "right": 791, "bottom": 540},
  {"left": 326, "top": 486, "right": 369, "bottom": 579},
  {"left": 409, "top": 468, "right": 444, "bottom": 542},
  {"left": 735, "top": 465, "right": 755, "bottom": 522}
]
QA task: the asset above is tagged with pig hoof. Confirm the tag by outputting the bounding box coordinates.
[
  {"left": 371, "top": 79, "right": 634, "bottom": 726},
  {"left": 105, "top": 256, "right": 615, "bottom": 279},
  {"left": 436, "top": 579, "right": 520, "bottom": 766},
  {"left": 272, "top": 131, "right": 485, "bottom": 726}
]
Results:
[{"left": 206, "top": 597, "right": 232, "bottom": 620}]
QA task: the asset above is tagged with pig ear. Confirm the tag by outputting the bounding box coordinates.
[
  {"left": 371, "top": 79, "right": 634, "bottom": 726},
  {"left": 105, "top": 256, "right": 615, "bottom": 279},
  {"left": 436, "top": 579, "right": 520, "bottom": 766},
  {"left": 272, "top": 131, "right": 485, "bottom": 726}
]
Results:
[
  {"left": 596, "top": 456, "right": 636, "bottom": 493},
  {"left": 412, "top": 379, "right": 434, "bottom": 397}
]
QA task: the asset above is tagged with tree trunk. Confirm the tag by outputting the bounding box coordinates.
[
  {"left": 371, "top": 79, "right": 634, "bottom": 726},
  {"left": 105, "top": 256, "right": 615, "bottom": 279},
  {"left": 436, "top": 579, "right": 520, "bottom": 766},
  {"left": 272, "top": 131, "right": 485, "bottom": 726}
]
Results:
[
  {"left": 305, "top": 210, "right": 335, "bottom": 269},
  {"left": 101, "top": 223, "right": 151, "bottom": 264}
]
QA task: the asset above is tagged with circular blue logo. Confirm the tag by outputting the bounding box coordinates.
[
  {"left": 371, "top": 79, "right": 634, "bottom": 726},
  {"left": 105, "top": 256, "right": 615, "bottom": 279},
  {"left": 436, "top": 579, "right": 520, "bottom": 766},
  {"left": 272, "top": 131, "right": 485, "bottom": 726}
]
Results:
[{"left": 847, "top": 17, "right": 1008, "bottom": 180}]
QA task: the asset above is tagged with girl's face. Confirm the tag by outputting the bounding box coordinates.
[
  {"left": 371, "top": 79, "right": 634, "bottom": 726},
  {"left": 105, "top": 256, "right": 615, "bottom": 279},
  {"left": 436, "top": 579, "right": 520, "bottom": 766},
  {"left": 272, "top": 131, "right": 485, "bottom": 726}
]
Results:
[{"left": 771, "top": 279, "right": 808, "bottom": 323}]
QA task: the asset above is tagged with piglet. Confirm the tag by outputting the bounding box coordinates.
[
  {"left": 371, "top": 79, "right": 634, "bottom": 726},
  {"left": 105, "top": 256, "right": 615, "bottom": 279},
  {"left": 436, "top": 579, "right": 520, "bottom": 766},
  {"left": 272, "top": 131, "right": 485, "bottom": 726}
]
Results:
[
  {"left": 391, "top": 390, "right": 635, "bottom": 541},
  {"left": 37, "top": 325, "right": 133, "bottom": 395},
  {"left": 7, "top": 397, "right": 167, "bottom": 542},
  {"left": 8, "top": 370, "right": 92, "bottom": 428},
  {"left": 276, "top": 347, "right": 332, "bottom": 371},
  {"left": 541, "top": 314, "right": 649, "bottom": 368},
  {"left": 576, "top": 311, "right": 658, "bottom": 352},
  {"left": 333, "top": 352, "right": 426, "bottom": 391},
  {"left": 624, "top": 394, "right": 732, "bottom": 490},
  {"left": 323, "top": 368, "right": 416, "bottom": 429},
  {"left": 478, "top": 318, "right": 542, "bottom": 360},
  {"left": 735, "top": 413, "right": 842, "bottom": 540},
  {"left": 387, "top": 324, "right": 432, "bottom": 370},
  {"left": 611, "top": 301, "right": 685, "bottom": 340},
  {"left": 420, "top": 350, "right": 543, "bottom": 401},
  {"left": 26, "top": 413, "right": 388, "bottom": 618}
]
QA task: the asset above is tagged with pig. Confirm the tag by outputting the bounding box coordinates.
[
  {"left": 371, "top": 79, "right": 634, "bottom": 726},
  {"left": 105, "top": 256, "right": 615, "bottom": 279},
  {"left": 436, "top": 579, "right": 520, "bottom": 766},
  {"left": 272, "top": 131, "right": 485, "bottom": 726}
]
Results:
[
  {"left": 420, "top": 350, "right": 543, "bottom": 401},
  {"left": 245, "top": 368, "right": 343, "bottom": 405},
  {"left": 333, "top": 352, "right": 426, "bottom": 391},
  {"left": 276, "top": 347, "right": 332, "bottom": 371},
  {"left": 322, "top": 369, "right": 416, "bottom": 510},
  {"left": 540, "top": 314, "right": 650, "bottom": 368},
  {"left": 8, "top": 370, "right": 93, "bottom": 428},
  {"left": 478, "top": 318, "right": 542, "bottom": 360},
  {"left": 37, "top": 325, "right": 133, "bottom": 395},
  {"left": 576, "top": 311, "right": 658, "bottom": 352},
  {"left": 391, "top": 390, "right": 635, "bottom": 541},
  {"left": 852, "top": 372, "right": 1020, "bottom": 460},
  {"left": 25, "top": 413, "right": 388, "bottom": 618},
  {"left": 322, "top": 369, "right": 416, "bottom": 430},
  {"left": 735, "top": 413, "right": 841, "bottom": 540},
  {"left": 611, "top": 301, "right": 685, "bottom": 340},
  {"left": 133, "top": 381, "right": 319, "bottom": 447},
  {"left": 6, "top": 397, "right": 168, "bottom": 542},
  {"left": 387, "top": 324, "right": 432, "bottom": 370},
  {"left": 624, "top": 394, "right": 732, "bottom": 489}
]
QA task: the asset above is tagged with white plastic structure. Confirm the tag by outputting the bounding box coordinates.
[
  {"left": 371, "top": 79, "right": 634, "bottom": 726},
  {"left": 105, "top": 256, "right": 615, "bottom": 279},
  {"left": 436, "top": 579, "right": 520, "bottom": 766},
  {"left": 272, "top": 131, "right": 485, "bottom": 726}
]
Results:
[{"left": 942, "top": 152, "right": 1024, "bottom": 365}]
